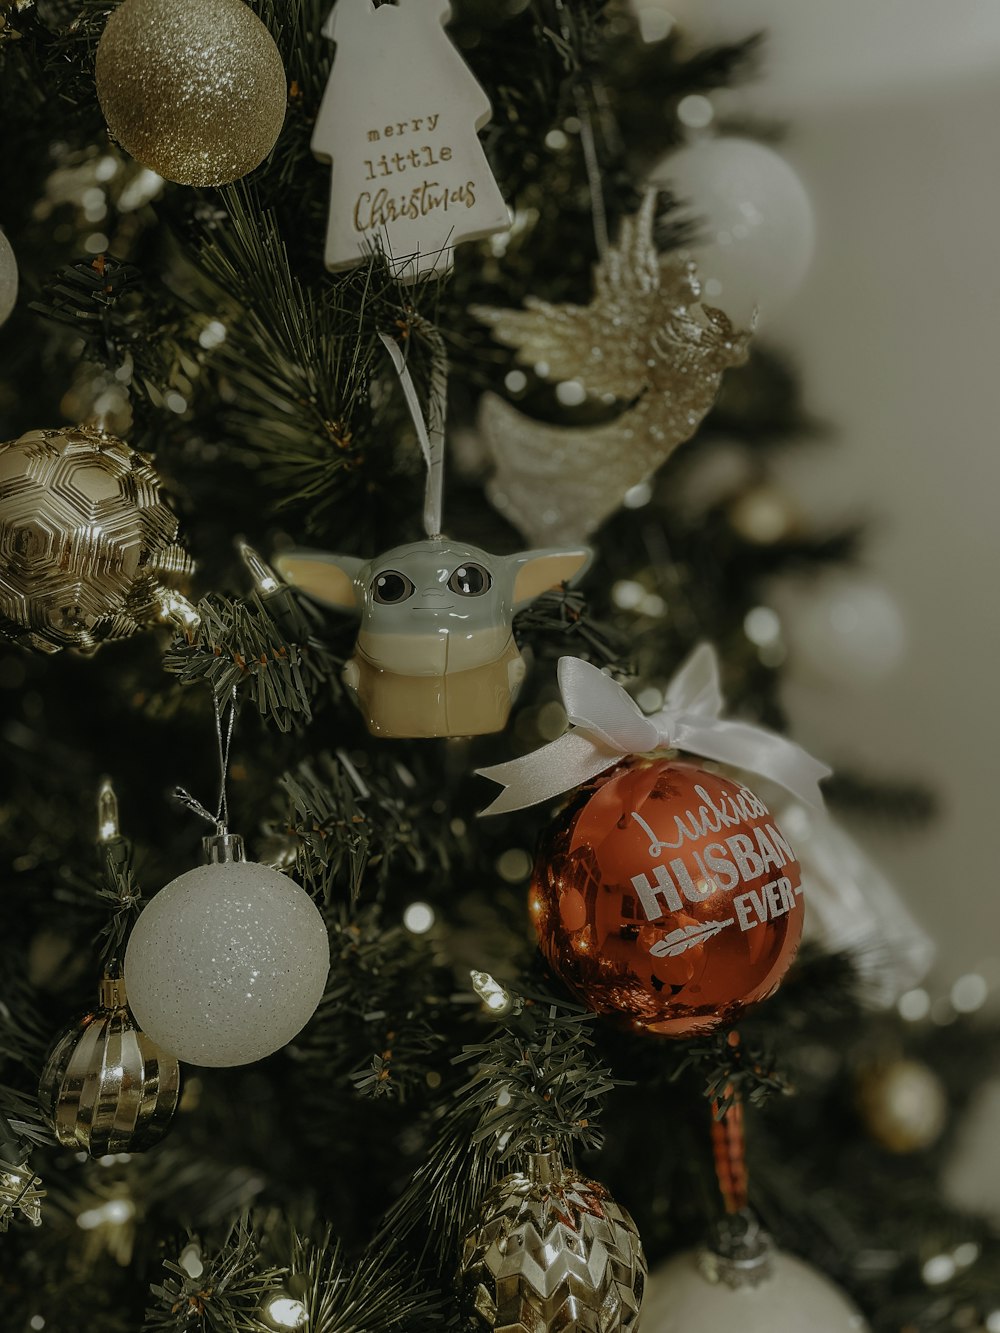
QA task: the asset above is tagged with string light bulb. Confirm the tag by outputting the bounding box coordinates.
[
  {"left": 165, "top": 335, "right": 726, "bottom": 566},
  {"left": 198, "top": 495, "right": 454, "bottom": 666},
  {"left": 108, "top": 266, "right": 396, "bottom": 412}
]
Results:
[
  {"left": 97, "top": 777, "right": 120, "bottom": 844},
  {"left": 157, "top": 587, "right": 202, "bottom": 634},
  {"left": 470, "top": 970, "right": 520, "bottom": 1017},
  {"left": 261, "top": 1293, "right": 308, "bottom": 1329},
  {"left": 239, "top": 540, "right": 282, "bottom": 595}
]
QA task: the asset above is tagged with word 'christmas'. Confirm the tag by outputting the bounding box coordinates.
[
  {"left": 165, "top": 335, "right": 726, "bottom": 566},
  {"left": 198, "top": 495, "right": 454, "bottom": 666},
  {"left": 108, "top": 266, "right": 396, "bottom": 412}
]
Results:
[{"left": 354, "top": 181, "right": 477, "bottom": 233}]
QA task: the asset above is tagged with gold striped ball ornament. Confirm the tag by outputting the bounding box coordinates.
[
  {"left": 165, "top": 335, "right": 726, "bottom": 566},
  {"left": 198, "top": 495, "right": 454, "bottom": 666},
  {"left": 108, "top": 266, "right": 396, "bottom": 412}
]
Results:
[
  {"left": 38, "top": 972, "right": 181, "bottom": 1156},
  {"left": 95, "top": 0, "right": 287, "bottom": 187},
  {"left": 459, "top": 1148, "right": 646, "bottom": 1332}
]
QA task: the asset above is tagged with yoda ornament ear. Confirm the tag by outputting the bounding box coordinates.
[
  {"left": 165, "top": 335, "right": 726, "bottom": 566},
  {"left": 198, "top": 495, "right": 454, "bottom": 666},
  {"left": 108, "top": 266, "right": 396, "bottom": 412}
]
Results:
[{"left": 274, "top": 538, "right": 591, "bottom": 739}]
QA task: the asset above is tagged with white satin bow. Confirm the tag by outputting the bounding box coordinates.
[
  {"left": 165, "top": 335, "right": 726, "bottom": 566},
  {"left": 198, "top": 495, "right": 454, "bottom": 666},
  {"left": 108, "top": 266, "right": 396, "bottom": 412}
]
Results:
[{"left": 477, "top": 643, "right": 831, "bottom": 815}]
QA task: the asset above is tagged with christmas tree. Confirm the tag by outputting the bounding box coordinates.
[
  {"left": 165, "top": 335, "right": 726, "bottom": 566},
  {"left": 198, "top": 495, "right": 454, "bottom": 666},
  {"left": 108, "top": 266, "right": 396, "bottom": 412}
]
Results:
[{"left": 0, "top": 2, "right": 996, "bottom": 1330}]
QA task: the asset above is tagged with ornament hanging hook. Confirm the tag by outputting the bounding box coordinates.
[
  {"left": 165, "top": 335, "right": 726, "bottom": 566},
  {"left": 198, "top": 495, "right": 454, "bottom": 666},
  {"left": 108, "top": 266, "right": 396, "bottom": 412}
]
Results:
[
  {"left": 378, "top": 320, "right": 448, "bottom": 539},
  {"left": 173, "top": 687, "right": 239, "bottom": 844}
]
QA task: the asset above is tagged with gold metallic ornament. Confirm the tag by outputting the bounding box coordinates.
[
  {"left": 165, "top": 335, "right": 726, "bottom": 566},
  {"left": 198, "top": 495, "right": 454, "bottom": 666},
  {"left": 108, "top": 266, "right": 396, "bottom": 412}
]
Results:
[
  {"left": 95, "top": 0, "right": 287, "bottom": 187},
  {"left": 38, "top": 972, "right": 181, "bottom": 1156},
  {"left": 857, "top": 1058, "right": 948, "bottom": 1154},
  {"left": 472, "top": 192, "right": 750, "bottom": 545},
  {"left": 459, "top": 1148, "right": 646, "bottom": 1332},
  {"left": 0, "top": 1159, "right": 44, "bottom": 1231},
  {"left": 0, "top": 425, "right": 196, "bottom": 653}
]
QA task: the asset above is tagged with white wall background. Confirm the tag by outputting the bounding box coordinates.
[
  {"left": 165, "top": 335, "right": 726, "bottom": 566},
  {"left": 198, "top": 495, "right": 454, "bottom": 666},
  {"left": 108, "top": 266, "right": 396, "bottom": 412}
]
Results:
[{"left": 646, "top": 2, "right": 1000, "bottom": 985}]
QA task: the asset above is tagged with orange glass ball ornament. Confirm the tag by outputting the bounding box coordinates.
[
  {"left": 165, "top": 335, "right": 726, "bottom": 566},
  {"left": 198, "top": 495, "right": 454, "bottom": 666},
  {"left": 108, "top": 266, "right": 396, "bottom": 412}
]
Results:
[{"left": 530, "top": 758, "right": 804, "bottom": 1037}]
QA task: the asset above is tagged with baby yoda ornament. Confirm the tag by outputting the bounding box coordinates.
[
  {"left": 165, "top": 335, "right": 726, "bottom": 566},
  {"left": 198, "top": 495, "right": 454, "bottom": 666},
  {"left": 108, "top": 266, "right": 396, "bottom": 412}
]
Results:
[{"left": 275, "top": 539, "right": 590, "bottom": 738}]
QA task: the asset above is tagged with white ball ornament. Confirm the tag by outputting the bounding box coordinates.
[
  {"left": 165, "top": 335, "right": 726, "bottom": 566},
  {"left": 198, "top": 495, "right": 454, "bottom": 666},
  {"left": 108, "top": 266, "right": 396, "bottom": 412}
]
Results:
[
  {"left": 643, "top": 1245, "right": 869, "bottom": 1333},
  {"left": 648, "top": 137, "right": 815, "bottom": 326},
  {"left": 0, "top": 231, "right": 18, "bottom": 328},
  {"left": 124, "top": 836, "right": 329, "bottom": 1067},
  {"left": 779, "top": 574, "right": 907, "bottom": 687}
]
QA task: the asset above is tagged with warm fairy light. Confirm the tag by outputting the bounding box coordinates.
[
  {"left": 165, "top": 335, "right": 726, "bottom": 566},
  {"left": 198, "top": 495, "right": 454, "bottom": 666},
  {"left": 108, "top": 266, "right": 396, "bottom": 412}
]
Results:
[
  {"left": 470, "top": 970, "right": 513, "bottom": 1015},
  {"left": 97, "top": 777, "right": 120, "bottom": 843},
  {"left": 239, "top": 541, "right": 281, "bottom": 594},
  {"left": 158, "top": 588, "right": 201, "bottom": 632},
  {"left": 179, "top": 1241, "right": 204, "bottom": 1279},
  {"left": 403, "top": 902, "right": 435, "bottom": 935},
  {"left": 77, "top": 1197, "right": 135, "bottom": 1230},
  {"left": 262, "top": 1294, "right": 308, "bottom": 1329}
]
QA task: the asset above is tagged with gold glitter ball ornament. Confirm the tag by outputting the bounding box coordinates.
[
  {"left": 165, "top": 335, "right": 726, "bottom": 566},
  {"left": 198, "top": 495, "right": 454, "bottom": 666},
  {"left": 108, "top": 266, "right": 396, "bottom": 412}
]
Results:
[
  {"left": 95, "top": 0, "right": 287, "bottom": 187},
  {"left": 459, "top": 1148, "right": 646, "bottom": 1332},
  {"left": 0, "top": 425, "right": 194, "bottom": 653},
  {"left": 38, "top": 972, "right": 181, "bottom": 1156}
]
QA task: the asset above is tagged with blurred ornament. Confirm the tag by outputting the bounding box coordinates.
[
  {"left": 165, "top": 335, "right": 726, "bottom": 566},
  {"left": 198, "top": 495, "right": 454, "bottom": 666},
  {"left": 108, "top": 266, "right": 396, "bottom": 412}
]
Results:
[
  {"left": 459, "top": 1147, "right": 646, "bottom": 1332},
  {"left": 124, "top": 833, "right": 329, "bottom": 1067},
  {"left": 780, "top": 801, "right": 934, "bottom": 1007},
  {"left": 38, "top": 972, "right": 180, "bottom": 1156},
  {"left": 647, "top": 138, "right": 815, "bottom": 326},
  {"left": 857, "top": 1059, "right": 947, "bottom": 1154},
  {"left": 473, "top": 192, "right": 750, "bottom": 545},
  {"left": 312, "top": 0, "right": 509, "bottom": 281},
  {"left": 0, "top": 425, "right": 196, "bottom": 653},
  {"left": 642, "top": 1214, "right": 868, "bottom": 1331},
  {"left": 528, "top": 758, "right": 804, "bottom": 1036},
  {"left": 777, "top": 574, "right": 907, "bottom": 687},
  {"left": 276, "top": 538, "right": 589, "bottom": 738},
  {"left": 0, "top": 230, "right": 18, "bottom": 327},
  {"left": 630, "top": 1, "right": 1000, "bottom": 111},
  {"left": 944, "top": 1076, "right": 1000, "bottom": 1225},
  {"left": 95, "top": 0, "right": 286, "bottom": 187}
]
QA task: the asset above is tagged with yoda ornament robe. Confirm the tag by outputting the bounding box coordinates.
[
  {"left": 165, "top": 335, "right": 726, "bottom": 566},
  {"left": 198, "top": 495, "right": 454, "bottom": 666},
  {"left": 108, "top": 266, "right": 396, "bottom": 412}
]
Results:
[
  {"left": 276, "top": 540, "right": 590, "bottom": 738},
  {"left": 312, "top": 0, "right": 510, "bottom": 282}
]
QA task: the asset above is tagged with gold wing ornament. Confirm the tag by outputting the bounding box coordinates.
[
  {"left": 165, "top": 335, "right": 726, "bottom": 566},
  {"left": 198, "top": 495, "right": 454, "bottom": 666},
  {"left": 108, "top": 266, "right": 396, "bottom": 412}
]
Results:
[{"left": 471, "top": 192, "right": 751, "bottom": 544}]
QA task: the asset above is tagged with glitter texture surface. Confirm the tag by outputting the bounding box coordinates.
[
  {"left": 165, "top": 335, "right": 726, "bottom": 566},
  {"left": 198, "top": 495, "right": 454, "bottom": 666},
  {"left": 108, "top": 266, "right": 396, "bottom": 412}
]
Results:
[
  {"left": 124, "top": 861, "right": 330, "bottom": 1067},
  {"left": 472, "top": 192, "right": 750, "bottom": 545},
  {"left": 95, "top": 0, "right": 287, "bottom": 187}
]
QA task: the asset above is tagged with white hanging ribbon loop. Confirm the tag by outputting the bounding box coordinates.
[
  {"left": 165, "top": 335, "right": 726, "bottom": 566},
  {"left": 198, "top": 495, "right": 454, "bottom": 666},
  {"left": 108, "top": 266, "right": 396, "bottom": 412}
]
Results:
[
  {"left": 378, "top": 326, "right": 447, "bottom": 539},
  {"left": 477, "top": 643, "right": 831, "bottom": 815}
]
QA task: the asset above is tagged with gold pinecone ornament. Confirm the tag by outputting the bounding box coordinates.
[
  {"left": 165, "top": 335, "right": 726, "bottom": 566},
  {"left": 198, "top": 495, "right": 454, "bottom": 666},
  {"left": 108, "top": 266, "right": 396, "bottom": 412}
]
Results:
[
  {"left": 459, "top": 1148, "right": 646, "bottom": 1332},
  {"left": 38, "top": 972, "right": 181, "bottom": 1156},
  {"left": 0, "top": 425, "right": 195, "bottom": 653}
]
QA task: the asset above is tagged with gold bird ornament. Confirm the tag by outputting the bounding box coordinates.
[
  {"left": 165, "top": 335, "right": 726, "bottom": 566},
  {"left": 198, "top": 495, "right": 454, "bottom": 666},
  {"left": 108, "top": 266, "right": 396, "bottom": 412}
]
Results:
[{"left": 472, "top": 191, "right": 751, "bottom": 546}]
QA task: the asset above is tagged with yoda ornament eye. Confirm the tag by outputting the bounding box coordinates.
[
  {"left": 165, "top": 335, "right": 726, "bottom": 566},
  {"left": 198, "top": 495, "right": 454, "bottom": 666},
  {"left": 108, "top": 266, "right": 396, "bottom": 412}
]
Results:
[
  {"left": 372, "top": 570, "right": 416, "bottom": 604},
  {"left": 448, "top": 563, "right": 491, "bottom": 597},
  {"left": 275, "top": 538, "right": 591, "bottom": 739}
]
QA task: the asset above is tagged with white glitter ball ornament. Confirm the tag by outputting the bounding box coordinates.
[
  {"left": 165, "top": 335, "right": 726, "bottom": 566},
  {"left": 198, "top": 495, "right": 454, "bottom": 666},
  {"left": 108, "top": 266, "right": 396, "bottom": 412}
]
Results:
[
  {"left": 642, "top": 1246, "right": 869, "bottom": 1333},
  {"left": 124, "top": 839, "right": 329, "bottom": 1067},
  {"left": 0, "top": 231, "right": 18, "bottom": 328}
]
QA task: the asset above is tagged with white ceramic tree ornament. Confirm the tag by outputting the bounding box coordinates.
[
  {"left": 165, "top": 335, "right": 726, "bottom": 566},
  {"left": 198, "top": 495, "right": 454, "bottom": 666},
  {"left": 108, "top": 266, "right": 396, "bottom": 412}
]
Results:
[{"left": 312, "top": 0, "right": 510, "bottom": 282}]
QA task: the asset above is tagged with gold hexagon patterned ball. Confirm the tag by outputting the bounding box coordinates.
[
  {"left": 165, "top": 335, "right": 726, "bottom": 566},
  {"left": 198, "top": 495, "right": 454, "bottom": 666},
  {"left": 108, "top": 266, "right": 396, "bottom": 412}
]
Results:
[
  {"left": 0, "top": 425, "right": 192, "bottom": 653},
  {"left": 459, "top": 1149, "right": 646, "bottom": 1332}
]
